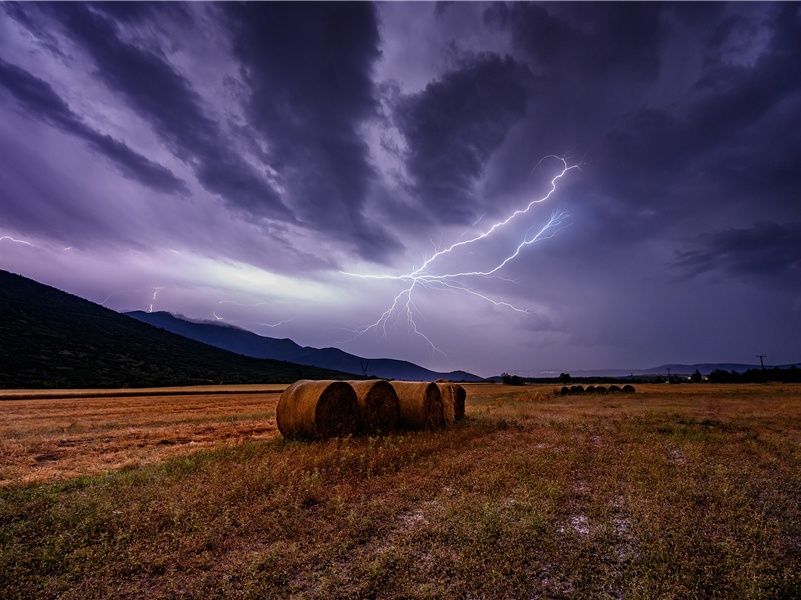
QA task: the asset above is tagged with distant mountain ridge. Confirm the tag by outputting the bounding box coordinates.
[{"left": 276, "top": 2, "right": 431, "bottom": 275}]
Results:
[
  {"left": 532, "top": 362, "right": 801, "bottom": 378},
  {"left": 125, "top": 311, "right": 485, "bottom": 382},
  {"left": 0, "top": 269, "right": 354, "bottom": 389}
]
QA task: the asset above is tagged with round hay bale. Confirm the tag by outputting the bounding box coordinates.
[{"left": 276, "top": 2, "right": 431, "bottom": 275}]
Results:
[
  {"left": 436, "top": 383, "right": 466, "bottom": 424},
  {"left": 453, "top": 384, "right": 466, "bottom": 421},
  {"left": 349, "top": 380, "right": 399, "bottom": 435},
  {"left": 559, "top": 386, "right": 570, "bottom": 396},
  {"left": 585, "top": 385, "right": 597, "bottom": 394},
  {"left": 569, "top": 385, "right": 585, "bottom": 395},
  {"left": 608, "top": 385, "right": 621, "bottom": 394},
  {"left": 621, "top": 384, "right": 636, "bottom": 394},
  {"left": 277, "top": 380, "right": 359, "bottom": 439},
  {"left": 437, "top": 383, "right": 457, "bottom": 425},
  {"left": 391, "top": 381, "right": 444, "bottom": 430},
  {"left": 595, "top": 385, "right": 608, "bottom": 395}
]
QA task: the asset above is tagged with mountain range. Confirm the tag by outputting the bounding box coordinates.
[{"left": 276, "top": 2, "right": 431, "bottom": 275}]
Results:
[
  {"left": 124, "top": 311, "right": 484, "bottom": 382},
  {"left": 2, "top": 267, "right": 796, "bottom": 390},
  {"left": 0, "top": 269, "right": 353, "bottom": 389}
]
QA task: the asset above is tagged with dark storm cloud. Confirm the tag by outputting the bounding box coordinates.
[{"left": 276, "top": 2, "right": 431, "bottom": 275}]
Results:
[
  {"left": 0, "top": 56, "right": 185, "bottom": 194},
  {"left": 489, "top": 2, "right": 665, "bottom": 81},
  {"left": 671, "top": 222, "right": 801, "bottom": 286},
  {"left": 394, "top": 53, "right": 531, "bottom": 223},
  {"left": 223, "top": 2, "right": 400, "bottom": 262},
  {"left": 603, "top": 3, "right": 801, "bottom": 208},
  {"left": 36, "top": 3, "right": 293, "bottom": 222}
]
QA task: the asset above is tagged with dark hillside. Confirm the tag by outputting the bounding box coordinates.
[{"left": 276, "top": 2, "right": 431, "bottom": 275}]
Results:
[{"left": 0, "top": 270, "right": 355, "bottom": 388}]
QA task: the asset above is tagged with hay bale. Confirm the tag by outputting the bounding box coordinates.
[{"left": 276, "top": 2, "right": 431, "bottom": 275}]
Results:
[
  {"left": 622, "top": 384, "right": 636, "bottom": 394},
  {"left": 559, "top": 386, "right": 570, "bottom": 396},
  {"left": 608, "top": 385, "right": 621, "bottom": 394},
  {"left": 453, "top": 384, "right": 466, "bottom": 421},
  {"left": 595, "top": 385, "right": 608, "bottom": 395},
  {"left": 569, "top": 385, "right": 585, "bottom": 395},
  {"left": 437, "top": 384, "right": 456, "bottom": 424},
  {"left": 436, "top": 383, "right": 465, "bottom": 424},
  {"left": 277, "top": 380, "right": 359, "bottom": 439},
  {"left": 391, "top": 381, "right": 444, "bottom": 430},
  {"left": 349, "top": 380, "right": 399, "bottom": 434},
  {"left": 585, "top": 385, "right": 597, "bottom": 394}
]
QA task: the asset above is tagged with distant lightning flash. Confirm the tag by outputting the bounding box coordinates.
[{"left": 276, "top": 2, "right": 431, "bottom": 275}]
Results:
[
  {"left": 148, "top": 287, "right": 163, "bottom": 313},
  {"left": 0, "top": 235, "right": 33, "bottom": 246},
  {"left": 342, "top": 156, "right": 579, "bottom": 354}
]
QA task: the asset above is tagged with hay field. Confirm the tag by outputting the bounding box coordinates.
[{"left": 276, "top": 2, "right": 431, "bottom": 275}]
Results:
[
  {"left": 2, "top": 383, "right": 801, "bottom": 598},
  {"left": 0, "top": 385, "right": 285, "bottom": 485}
]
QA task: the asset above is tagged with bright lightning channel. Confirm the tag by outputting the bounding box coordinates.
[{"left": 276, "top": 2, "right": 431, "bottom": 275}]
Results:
[
  {"left": 148, "top": 287, "right": 164, "bottom": 313},
  {"left": 341, "top": 156, "right": 579, "bottom": 354},
  {"left": 0, "top": 235, "right": 33, "bottom": 246}
]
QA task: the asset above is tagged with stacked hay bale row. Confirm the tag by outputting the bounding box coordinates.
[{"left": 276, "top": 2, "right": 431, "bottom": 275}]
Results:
[
  {"left": 277, "top": 380, "right": 467, "bottom": 439},
  {"left": 554, "top": 384, "right": 636, "bottom": 396}
]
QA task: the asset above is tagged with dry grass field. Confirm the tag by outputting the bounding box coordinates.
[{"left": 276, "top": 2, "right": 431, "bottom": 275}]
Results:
[{"left": 2, "top": 383, "right": 801, "bottom": 598}]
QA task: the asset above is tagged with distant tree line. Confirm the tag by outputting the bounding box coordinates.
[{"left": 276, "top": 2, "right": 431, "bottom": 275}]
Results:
[{"left": 707, "top": 366, "right": 801, "bottom": 384}]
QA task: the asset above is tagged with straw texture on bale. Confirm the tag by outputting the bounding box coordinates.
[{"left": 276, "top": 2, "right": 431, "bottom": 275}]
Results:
[
  {"left": 437, "top": 383, "right": 458, "bottom": 424},
  {"left": 277, "top": 380, "right": 359, "bottom": 439},
  {"left": 391, "top": 381, "right": 444, "bottom": 430},
  {"left": 349, "top": 380, "right": 399, "bottom": 434}
]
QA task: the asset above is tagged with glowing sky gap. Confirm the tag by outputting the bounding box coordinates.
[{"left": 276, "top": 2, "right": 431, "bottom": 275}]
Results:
[{"left": 341, "top": 156, "right": 579, "bottom": 355}]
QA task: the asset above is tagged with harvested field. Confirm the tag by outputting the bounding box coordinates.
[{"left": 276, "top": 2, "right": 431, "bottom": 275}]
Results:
[
  {"left": 0, "top": 385, "right": 285, "bottom": 485},
  {"left": 2, "top": 383, "right": 801, "bottom": 598}
]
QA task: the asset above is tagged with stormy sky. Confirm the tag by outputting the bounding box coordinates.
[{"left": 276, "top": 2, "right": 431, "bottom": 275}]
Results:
[{"left": 1, "top": 2, "right": 799, "bottom": 377}]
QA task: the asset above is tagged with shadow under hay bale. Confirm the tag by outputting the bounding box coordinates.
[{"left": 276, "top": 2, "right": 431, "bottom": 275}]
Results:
[
  {"left": 391, "top": 381, "right": 444, "bottom": 430},
  {"left": 349, "top": 380, "right": 399, "bottom": 435},
  {"left": 621, "top": 384, "right": 636, "bottom": 394},
  {"left": 277, "top": 380, "right": 359, "bottom": 439},
  {"left": 437, "top": 383, "right": 466, "bottom": 424}
]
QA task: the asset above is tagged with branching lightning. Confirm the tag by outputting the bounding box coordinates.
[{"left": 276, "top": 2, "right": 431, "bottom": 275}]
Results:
[{"left": 342, "top": 156, "right": 579, "bottom": 355}]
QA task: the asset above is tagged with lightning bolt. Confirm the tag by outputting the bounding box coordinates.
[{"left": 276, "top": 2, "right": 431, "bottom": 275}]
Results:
[
  {"left": 148, "top": 287, "right": 163, "bottom": 313},
  {"left": 342, "top": 155, "right": 579, "bottom": 355},
  {"left": 258, "top": 318, "right": 295, "bottom": 328},
  {"left": 0, "top": 235, "right": 33, "bottom": 246}
]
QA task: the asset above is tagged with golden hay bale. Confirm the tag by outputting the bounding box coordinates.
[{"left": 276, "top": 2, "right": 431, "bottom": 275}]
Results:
[
  {"left": 277, "top": 380, "right": 359, "bottom": 439},
  {"left": 390, "top": 381, "right": 444, "bottom": 430},
  {"left": 349, "top": 380, "right": 399, "bottom": 435},
  {"left": 437, "top": 383, "right": 458, "bottom": 424}
]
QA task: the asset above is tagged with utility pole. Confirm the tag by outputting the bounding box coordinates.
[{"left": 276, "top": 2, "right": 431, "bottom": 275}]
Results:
[{"left": 666, "top": 367, "right": 672, "bottom": 384}]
